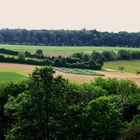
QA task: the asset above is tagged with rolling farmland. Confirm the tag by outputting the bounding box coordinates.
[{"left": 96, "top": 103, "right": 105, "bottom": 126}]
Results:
[
  {"left": 0, "top": 63, "right": 140, "bottom": 84},
  {"left": 0, "top": 45, "right": 140, "bottom": 84}
]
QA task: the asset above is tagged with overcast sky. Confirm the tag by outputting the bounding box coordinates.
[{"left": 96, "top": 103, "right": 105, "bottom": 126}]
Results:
[{"left": 0, "top": 0, "right": 140, "bottom": 32}]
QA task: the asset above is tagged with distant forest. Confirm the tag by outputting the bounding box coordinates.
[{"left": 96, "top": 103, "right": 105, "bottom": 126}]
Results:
[{"left": 0, "top": 29, "right": 140, "bottom": 47}]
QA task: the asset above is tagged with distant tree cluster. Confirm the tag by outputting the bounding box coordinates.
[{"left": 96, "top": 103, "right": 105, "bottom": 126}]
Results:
[
  {"left": 0, "top": 50, "right": 104, "bottom": 70},
  {"left": 0, "top": 29, "right": 140, "bottom": 47},
  {"left": 102, "top": 50, "right": 140, "bottom": 61},
  {"left": 0, "top": 67, "right": 140, "bottom": 139},
  {"left": 1, "top": 48, "right": 140, "bottom": 70}
]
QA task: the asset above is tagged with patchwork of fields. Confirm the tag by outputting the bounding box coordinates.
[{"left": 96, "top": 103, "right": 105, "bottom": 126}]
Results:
[
  {"left": 0, "top": 45, "right": 140, "bottom": 84},
  {"left": 0, "top": 63, "right": 140, "bottom": 85}
]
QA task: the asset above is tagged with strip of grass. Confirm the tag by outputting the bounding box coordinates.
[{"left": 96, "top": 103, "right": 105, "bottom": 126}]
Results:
[
  {"left": 0, "top": 45, "right": 139, "bottom": 53},
  {"left": 55, "top": 67, "right": 104, "bottom": 76},
  {"left": 0, "top": 72, "right": 27, "bottom": 83}
]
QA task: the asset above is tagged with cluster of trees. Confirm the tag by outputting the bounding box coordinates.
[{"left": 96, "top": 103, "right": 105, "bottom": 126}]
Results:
[
  {"left": 101, "top": 49, "right": 140, "bottom": 61},
  {"left": 0, "top": 29, "right": 140, "bottom": 47},
  {"left": 2, "top": 46, "right": 140, "bottom": 62},
  {"left": 0, "top": 49, "right": 104, "bottom": 70},
  {"left": 1, "top": 47, "right": 140, "bottom": 70},
  {"left": 0, "top": 67, "right": 140, "bottom": 139},
  {"left": 0, "top": 48, "right": 44, "bottom": 59}
]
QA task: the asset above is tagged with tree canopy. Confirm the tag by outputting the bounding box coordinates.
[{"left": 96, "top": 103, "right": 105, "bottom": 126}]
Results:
[{"left": 0, "top": 29, "right": 140, "bottom": 47}]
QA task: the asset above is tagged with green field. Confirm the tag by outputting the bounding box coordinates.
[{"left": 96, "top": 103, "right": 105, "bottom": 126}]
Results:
[
  {"left": 0, "top": 44, "right": 140, "bottom": 56},
  {"left": 104, "top": 60, "right": 140, "bottom": 73},
  {"left": 0, "top": 72, "right": 26, "bottom": 83}
]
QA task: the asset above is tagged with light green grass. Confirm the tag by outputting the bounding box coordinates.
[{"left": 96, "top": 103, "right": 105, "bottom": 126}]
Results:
[
  {"left": 104, "top": 60, "right": 140, "bottom": 73},
  {"left": 0, "top": 72, "right": 26, "bottom": 83},
  {"left": 55, "top": 67, "right": 104, "bottom": 76},
  {"left": 0, "top": 45, "right": 139, "bottom": 55}
]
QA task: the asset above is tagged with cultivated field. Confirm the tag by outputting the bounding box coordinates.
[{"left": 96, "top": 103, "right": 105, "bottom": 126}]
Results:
[
  {"left": 0, "top": 45, "right": 140, "bottom": 84},
  {"left": 0, "top": 63, "right": 140, "bottom": 85},
  {"left": 0, "top": 45, "right": 140, "bottom": 57}
]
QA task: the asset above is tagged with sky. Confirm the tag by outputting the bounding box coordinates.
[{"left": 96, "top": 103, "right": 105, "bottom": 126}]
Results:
[{"left": 0, "top": 0, "right": 140, "bottom": 32}]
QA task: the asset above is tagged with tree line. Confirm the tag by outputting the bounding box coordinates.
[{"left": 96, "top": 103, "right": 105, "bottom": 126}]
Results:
[
  {"left": 0, "top": 67, "right": 140, "bottom": 139},
  {"left": 1, "top": 48, "right": 140, "bottom": 70},
  {"left": 0, "top": 29, "right": 140, "bottom": 47},
  {"left": 0, "top": 48, "right": 104, "bottom": 70}
]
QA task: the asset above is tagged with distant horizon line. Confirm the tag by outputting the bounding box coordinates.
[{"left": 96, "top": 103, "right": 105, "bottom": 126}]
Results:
[{"left": 0, "top": 27, "right": 140, "bottom": 33}]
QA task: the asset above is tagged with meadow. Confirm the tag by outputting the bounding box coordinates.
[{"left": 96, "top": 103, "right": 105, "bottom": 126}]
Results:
[
  {"left": 0, "top": 72, "right": 26, "bottom": 83},
  {"left": 0, "top": 44, "right": 140, "bottom": 56},
  {"left": 104, "top": 60, "right": 140, "bottom": 73}
]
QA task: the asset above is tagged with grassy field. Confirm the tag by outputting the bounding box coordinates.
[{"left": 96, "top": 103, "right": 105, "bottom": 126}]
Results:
[
  {"left": 0, "top": 72, "right": 26, "bottom": 83},
  {"left": 104, "top": 60, "right": 140, "bottom": 73},
  {"left": 0, "top": 44, "right": 139, "bottom": 56}
]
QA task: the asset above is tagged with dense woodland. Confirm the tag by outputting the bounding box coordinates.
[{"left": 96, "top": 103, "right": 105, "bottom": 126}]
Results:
[
  {"left": 0, "top": 67, "right": 140, "bottom": 140},
  {"left": 0, "top": 29, "right": 140, "bottom": 47}
]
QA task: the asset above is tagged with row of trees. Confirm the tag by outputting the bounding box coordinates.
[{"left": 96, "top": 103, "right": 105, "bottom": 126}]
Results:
[
  {"left": 2, "top": 47, "right": 140, "bottom": 62},
  {"left": 0, "top": 67, "right": 140, "bottom": 139},
  {"left": 1, "top": 48, "right": 140, "bottom": 70},
  {"left": 102, "top": 50, "right": 140, "bottom": 61},
  {"left": 0, "top": 48, "right": 44, "bottom": 59},
  {"left": 0, "top": 49, "right": 104, "bottom": 70},
  {"left": 71, "top": 49, "right": 140, "bottom": 62},
  {"left": 0, "top": 29, "right": 140, "bottom": 47}
]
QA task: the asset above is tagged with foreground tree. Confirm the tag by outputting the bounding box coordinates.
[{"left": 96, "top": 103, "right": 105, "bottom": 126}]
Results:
[
  {"left": 5, "top": 67, "right": 68, "bottom": 140},
  {"left": 82, "top": 96, "right": 124, "bottom": 140},
  {"left": 122, "top": 114, "right": 140, "bottom": 140}
]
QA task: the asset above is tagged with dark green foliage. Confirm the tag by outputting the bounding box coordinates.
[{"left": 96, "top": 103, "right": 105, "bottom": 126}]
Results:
[
  {"left": 4, "top": 67, "right": 68, "bottom": 140},
  {"left": 94, "top": 77, "right": 140, "bottom": 95},
  {"left": 0, "top": 48, "right": 18, "bottom": 55},
  {"left": 102, "top": 51, "right": 116, "bottom": 61},
  {"left": 121, "top": 114, "right": 140, "bottom": 140},
  {"left": 35, "top": 49, "right": 44, "bottom": 57},
  {"left": 0, "top": 67, "right": 140, "bottom": 139},
  {"left": 1, "top": 47, "right": 140, "bottom": 71},
  {"left": 0, "top": 49, "right": 104, "bottom": 70},
  {"left": 121, "top": 126, "right": 140, "bottom": 140},
  {"left": 118, "top": 50, "right": 132, "bottom": 60},
  {"left": 0, "top": 29, "right": 140, "bottom": 47},
  {"left": 83, "top": 96, "right": 124, "bottom": 140},
  {"left": 0, "top": 82, "right": 27, "bottom": 140},
  {"left": 18, "top": 52, "right": 26, "bottom": 60}
]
